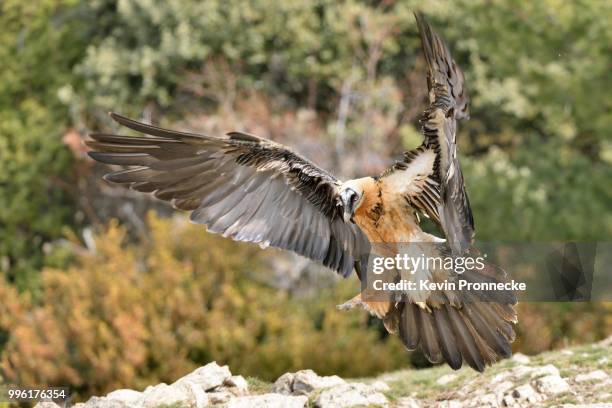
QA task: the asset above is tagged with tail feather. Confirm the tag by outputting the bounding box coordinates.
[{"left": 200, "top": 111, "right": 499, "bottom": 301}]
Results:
[
  {"left": 399, "top": 302, "right": 420, "bottom": 350},
  {"left": 433, "top": 306, "right": 462, "bottom": 369},
  {"left": 417, "top": 307, "right": 444, "bottom": 364},
  {"left": 396, "top": 262, "right": 517, "bottom": 371},
  {"left": 463, "top": 302, "right": 512, "bottom": 358},
  {"left": 446, "top": 305, "right": 485, "bottom": 372}
]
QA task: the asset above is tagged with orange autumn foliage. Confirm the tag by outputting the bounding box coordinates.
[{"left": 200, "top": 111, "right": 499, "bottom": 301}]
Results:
[{"left": 0, "top": 213, "right": 407, "bottom": 398}]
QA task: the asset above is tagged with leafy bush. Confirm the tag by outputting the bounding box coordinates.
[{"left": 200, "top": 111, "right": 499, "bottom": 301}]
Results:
[
  {"left": 0, "top": 214, "right": 407, "bottom": 398},
  {"left": 1, "top": 0, "right": 610, "bottom": 398},
  {"left": 0, "top": 0, "right": 92, "bottom": 290}
]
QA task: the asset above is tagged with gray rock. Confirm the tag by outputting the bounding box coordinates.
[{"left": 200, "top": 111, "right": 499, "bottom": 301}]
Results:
[
  {"left": 502, "top": 395, "right": 517, "bottom": 407},
  {"left": 293, "top": 369, "right": 346, "bottom": 395},
  {"left": 273, "top": 369, "right": 346, "bottom": 396},
  {"left": 370, "top": 380, "right": 390, "bottom": 392},
  {"left": 594, "top": 379, "right": 612, "bottom": 389},
  {"left": 208, "top": 391, "right": 232, "bottom": 404},
  {"left": 598, "top": 335, "right": 612, "bottom": 347},
  {"left": 172, "top": 361, "right": 232, "bottom": 391},
  {"left": 510, "top": 365, "right": 533, "bottom": 378},
  {"left": 436, "top": 401, "right": 462, "bottom": 408},
  {"left": 558, "top": 405, "right": 612, "bottom": 408},
  {"left": 534, "top": 374, "right": 570, "bottom": 395},
  {"left": 530, "top": 364, "right": 560, "bottom": 378},
  {"left": 106, "top": 389, "right": 142, "bottom": 403},
  {"left": 463, "top": 393, "right": 497, "bottom": 408},
  {"left": 34, "top": 403, "right": 62, "bottom": 408},
  {"left": 493, "top": 380, "right": 514, "bottom": 396},
  {"left": 396, "top": 397, "right": 421, "bottom": 408},
  {"left": 188, "top": 383, "right": 210, "bottom": 408},
  {"left": 490, "top": 373, "right": 509, "bottom": 384},
  {"left": 272, "top": 372, "right": 295, "bottom": 395},
  {"left": 315, "top": 383, "right": 388, "bottom": 407},
  {"left": 511, "top": 353, "right": 530, "bottom": 364},
  {"left": 74, "top": 396, "right": 131, "bottom": 408},
  {"left": 225, "top": 375, "right": 249, "bottom": 393},
  {"left": 574, "top": 370, "right": 608, "bottom": 383},
  {"left": 139, "top": 383, "right": 193, "bottom": 408},
  {"left": 512, "top": 384, "right": 542, "bottom": 403},
  {"left": 227, "top": 393, "right": 308, "bottom": 408},
  {"left": 436, "top": 374, "right": 457, "bottom": 385}
]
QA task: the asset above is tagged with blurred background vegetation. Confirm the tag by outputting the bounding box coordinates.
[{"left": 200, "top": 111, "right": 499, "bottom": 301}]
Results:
[{"left": 0, "top": 0, "right": 610, "bottom": 400}]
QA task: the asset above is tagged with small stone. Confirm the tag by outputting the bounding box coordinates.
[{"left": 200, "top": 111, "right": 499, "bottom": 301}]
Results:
[
  {"left": 225, "top": 375, "right": 250, "bottom": 393},
  {"left": 502, "top": 395, "right": 517, "bottom": 407},
  {"left": 490, "top": 372, "right": 509, "bottom": 384},
  {"left": 396, "top": 397, "right": 421, "bottom": 408},
  {"left": 575, "top": 370, "right": 608, "bottom": 383},
  {"left": 493, "top": 380, "right": 514, "bottom": 396},
  {"left": 512, "top": 384, "right": 538, "bottom": 400},
  {"left": 370, "top": 380, "right": 390, "bottom": 392},
  {"left": 465, "top": 393, "right": 497, "bottom": 407},
  {"left": 182, "top": 382, "right": 209, "bottom": 408},
  {"left": 79, "top": 396, "right": 131, "bottom": 407},
  {"left": 172, "top": 361, "right": 231, "bottom": 391},
  {"left": 482, "top": 394, "right": 498, "bottom": 407},
  {"left": 292, "top": 370, "right": 345, "bottom": 395},
  {"left": 599, "top": 335, "right": 612, "bottom": 347},
  {"left": 594, "top": 379, "right": 612, "bottom": 389},
  {"left": 534, "top": 374, "right": 570, "bottom": 395},
  {"left": 510, "top": 365, "right": 533, "bottom": 377},
  {"left": 272, "top": 372, "right": 295, "bottom": 395},
  {"left": 530, "top": 364, "right": 560, "bottom": 378},
  {"left": 436, "top": 373, "right": 457, "bottom": 385},
  {"left": 106, "top": 389, "right": 142, "bottom": 402},
  {"left": 437, "top": 401, "right": 463, "bottom": 408},
  {"left": 273, "top": 369, "right": 346, "bottom": 396},
  {"left": 512, "top": 353, "right": 530, "bottom": 364},
  {"left": 315, "top": 383, "right": 388, "bottom": 407},
  {"left": 208, "top": 391, "right": 232, "bottom": 404},
  {"left": 562, "top": 350, "right": 574, "bottom": 356},
  {"left": 34, "top": 403, "right": 62, "bottom": 408},
  {"left": 597, "top": 357, "right": 609, "bottom": 365},
  {"left": 139, "top": 383, "right": 193, "bottom": 408},
  {"left": 227, "top": 393, "right": 308, "bottom": 408}
]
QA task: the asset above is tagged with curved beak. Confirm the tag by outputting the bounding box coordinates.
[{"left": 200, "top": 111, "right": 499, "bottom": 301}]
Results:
[
  {"left": 340, "top": 189, "right": 355, "bottom": 223},
  {"left": 343, "top": 207, "right": 352, "bottom": 223}
]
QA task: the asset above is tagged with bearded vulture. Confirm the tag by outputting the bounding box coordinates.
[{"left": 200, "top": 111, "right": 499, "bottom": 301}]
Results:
[{"left": 87, "top": 13, "right": 517, "bottom": 372}]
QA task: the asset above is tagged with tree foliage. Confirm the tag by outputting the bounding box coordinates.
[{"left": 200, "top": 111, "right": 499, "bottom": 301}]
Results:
[
  {"left": 0, "top": 214, "right": 407, "bottom": 397},
  {"left": 0, "top": 0, "right": 92, "bottom": 289},
  {"left": 0, "top": 0, "right": 610, "bottom": 398}
]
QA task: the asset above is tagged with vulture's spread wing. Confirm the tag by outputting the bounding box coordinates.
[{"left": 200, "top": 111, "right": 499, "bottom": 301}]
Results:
[
  {"left": 374, "top": 15, "right": 517, "bottom": 372},
  {"left": 415, "top": 13, "right": 474, "bottom": 255},
  {"left": 87, "top": 113, "right": 370, "bottom": 277}
]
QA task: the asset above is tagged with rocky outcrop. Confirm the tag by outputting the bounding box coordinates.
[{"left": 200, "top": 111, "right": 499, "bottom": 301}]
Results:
[
  {"left": 272, "top": 369, "right": 346, "bottom": 395},
  {"left": 34, "top": 338, "right": 611, "bottom": 408},
  {"left": 314, "top": 383, "right": 388, "bottom": 407}
]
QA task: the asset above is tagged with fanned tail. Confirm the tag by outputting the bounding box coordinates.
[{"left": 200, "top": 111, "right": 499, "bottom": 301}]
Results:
[{"left": 396, "top": 264, "right": 517, "bottom": 372}]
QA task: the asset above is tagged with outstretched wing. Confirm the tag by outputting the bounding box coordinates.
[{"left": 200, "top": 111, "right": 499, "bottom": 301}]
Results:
[
  {"left": 365, "top": 14, "right": 516, "bottom": 373},
  {"left": 415, "top": 12, "right": 474, "bottom": 255},
  {"left": 87, "top": 113, "right": 370, "bottom": 277}
]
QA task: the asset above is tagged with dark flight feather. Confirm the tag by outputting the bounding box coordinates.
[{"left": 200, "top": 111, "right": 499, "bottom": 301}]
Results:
[
  {"left": 87, "top": 113, "right": 370, "bottom": 277},
  {"left": 414, "top": 12, "right": 475, "bottom": 255}
]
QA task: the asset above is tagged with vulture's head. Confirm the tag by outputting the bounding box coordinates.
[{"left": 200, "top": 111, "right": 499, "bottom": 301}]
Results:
[{"left": 338, "top": 179, "right": 366, "bottom": 223}]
